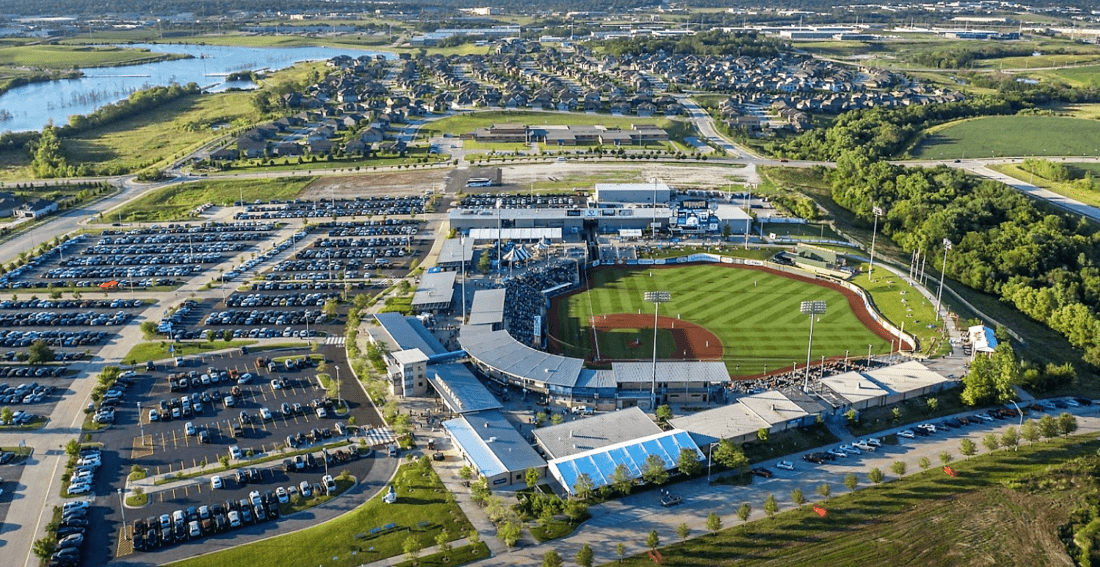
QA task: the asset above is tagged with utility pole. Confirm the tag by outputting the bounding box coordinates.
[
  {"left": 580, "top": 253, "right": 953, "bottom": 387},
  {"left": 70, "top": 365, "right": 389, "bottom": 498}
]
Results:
[{"left": 645, "top": 291, "right": 671, "bottom": 411}]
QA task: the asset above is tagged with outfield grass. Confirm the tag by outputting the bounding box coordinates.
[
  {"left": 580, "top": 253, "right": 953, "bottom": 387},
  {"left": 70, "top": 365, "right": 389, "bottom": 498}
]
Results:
[
  {"left": 912, "top": 116, "right": 1100, "bottom": 159},
  {"left": 619, "top": 433, "right": 1100, "bottom": 566},
  {"left": 122, "top": 340, "right": 257, "bottom": 364},
  {"left": 845, "top": 268, "right": 944, "bottom": 357},
  {"left": 597, "top": 328, "right": 677, "bottom": 360},
  {"left": 166, "top": 464, "right": 472, "bottom": 567},
  {"left": 555, "top": 265, "right": 891, "bottom": 376},
  {"left": 105, "top": 177, "right": 312, "bottom": 222},
  {"left": 0, "top": 45, "right": 188, "bottom": 69}
]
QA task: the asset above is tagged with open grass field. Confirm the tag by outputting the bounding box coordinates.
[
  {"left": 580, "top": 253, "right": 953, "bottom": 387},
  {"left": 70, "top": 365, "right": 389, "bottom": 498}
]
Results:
[
  {"left": 988, "top": 162, "right": 1100, "bottom": 208},
  {"left": 0, "top": 45, "right": 188, "bottom": 69},
  {"left": 167, "top": 464, "right": 473, "bottom": 567},
  {"left": 105, "top": 176, "right": 313, "bottom": 223},
  {"left": 552, "top": 265, "right": 891, "bottom": 376},
  {"left": 912, "top": 116, "right": 1100, "bottom": 159},
  {"left": 428, "top": 111, "right": 677, "bottom": 137},
  {"left": 619, "top": 432, "right": 1100, "bottom": 567}
]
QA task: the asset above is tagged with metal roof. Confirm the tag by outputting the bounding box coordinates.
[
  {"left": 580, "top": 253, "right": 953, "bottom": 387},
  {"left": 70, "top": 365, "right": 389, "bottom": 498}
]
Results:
[
  {"left": 611, "top": 361, "right": 730, "bottom": 385},
  {"left": 467, "top": 289, "right": 506, "bottom": 326},
  {"left": 460, "top": 327, "right": 583, "bottom": 388},
  {"left": 819, "top": 371, "right": 888, "bottom": 405},
  {"left": 737, "top": 390, "right": 811, "bottom": 427},
  {"left": 391, "top": 348, "right": 428, "bottom": 365},
  {"left": 372, "top": 313, "right": 446, "bottom": 356},
  {"left": 863, "top": 361, "right": 949, "bottom": 395},
  {"left": 412, "top": 271, "right": 456, "bottom": 309},
  {"left": 468, "top": 228, "right": 563, "bottom": 241},
  {"left": 574, "top": 369, "right": 617, "bottom": 389},
  {"left": 443, "top": 409, "right": 545, "bottom": 478},
  {"left": 533, "top": 407, "right": 662, "bottom": 460},
  {"left": 427, "top": 363, "right": 502, "bottom": 414},
  {"left": 549, "top": 429, "right": 702, "bottom": 494},
  {"left": 438, "top": 238, "right": 474, "bottom": 266},
  {"left": 668, "top": 404, "right": 769, "bottom": 447}
]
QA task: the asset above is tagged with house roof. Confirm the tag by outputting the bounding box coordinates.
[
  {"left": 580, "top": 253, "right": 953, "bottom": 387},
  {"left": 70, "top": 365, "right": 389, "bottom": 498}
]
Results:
[
  {"left": 533, "top": 407, "right": 661, "bottom": 460},
  {"left": 444, "top": 409, "right": 545, "bottom": 478},
  {"left": 819, "top": 371, "right": 888, "bottom": 406},
  {"left": 467, "top": 289, "right": 506, "bottom": 327},
  {"left": 427, "top": 363, "right": 502, "bottom": 414},
  {"left": 392, "top": 348, "right": 429, "bottom": 365},
  {"left": 863, "top": 361, "right": 949, "bottom": 396},
  {"left": 438, "top": 238, "right": 475, "bottom": 266},
  {"left": 411, "top": 271, "right": 457, "bottom": 309},
  {"left": 737, "top": 390, "right": 811, "bottom": 426}
]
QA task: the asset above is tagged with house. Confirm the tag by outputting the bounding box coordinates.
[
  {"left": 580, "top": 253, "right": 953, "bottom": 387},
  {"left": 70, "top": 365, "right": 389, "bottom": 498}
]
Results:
[
  {"left": 208, "top": 147, "right": 238, "bottom": 162},
  {"left": 308, "top": 139, "right": 335, "bottom": 155},
  {"left": 273, "top": 142, "right": 303, "bottom": 157},
  {"left": 16, "top": 198, "right": 58, "bottom": 219},
  {"left": 0, "top": 192, "right": 20, "bottom": 217},
  {"left": 236, "top": 136, "right": 268, "bottom": 159}
]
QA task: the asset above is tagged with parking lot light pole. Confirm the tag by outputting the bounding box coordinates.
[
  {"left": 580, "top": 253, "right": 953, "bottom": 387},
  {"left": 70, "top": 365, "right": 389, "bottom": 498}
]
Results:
[
  {"left": 645, "top": 291, "right": 671, "bottom": 411},
  {"left": 800, "top": 301, "right": 827, "bottom": 387},
  {"left": 137, "top": 401, "right": 145, "bottom": 446},
  {"left": 935, "top": 238, "right": 952, "bottom": 322},
  {"left": 334, "top": 365, "right": 341, "bottom": 410},
  {"left": 868, "top": 206, "right": 883, "bottom": 279},
  {"left": 118, "top": 488, "right": 127, "bottom": 539}
]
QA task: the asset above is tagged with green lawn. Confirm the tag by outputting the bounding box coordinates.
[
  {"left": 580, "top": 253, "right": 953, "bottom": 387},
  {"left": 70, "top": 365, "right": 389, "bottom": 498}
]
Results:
[
  {"left": 553, "top": 265, "right": 891, "bottom": 376},
  {"left": 988, "top": 162, "right": 1100, "bottom": 209},
  {"left": 429, "top": 111, "right": 679, "bottom": 138},
  {"left": 619, "top": 433, "right": 1100, "bottom": 567},
  {"left": 844, "top": 269, "right": 945, "bottom": 357},
  {"left": 0, "top": 45, "right": 188, "bottom": 69},
  {"left": 166, "top": 464, "right": 473, "bottom": 567},
  {"left": 122, "top": 340, "right": 258, "bottom": 365},
  {"left": 596, "top": 328, "right": 677, "bottom": 360},
  {"left": 912, "top": 116, "right": 1100, "bottom": 159},
  {"left": 104, "top": 177, "right": 313, "bottom": 223},
  {"left": 741, "top": 423, "right": 839, "bottom": 464}
]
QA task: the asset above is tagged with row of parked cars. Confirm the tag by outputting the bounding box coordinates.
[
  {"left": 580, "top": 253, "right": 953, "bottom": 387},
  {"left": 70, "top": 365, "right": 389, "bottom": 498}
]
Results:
[
  {"left": 132, "top": 488, "right": 285, "bottom": 552},
  {"left": 51, "top": 500, "right": 95, "bottom": 566},
  {"left": 202, "top": 309, "right": 322, "bottom": 328},
  {"left": 0, "top": 382, "right": 56, "bottom": 406},
  {"left": 0, "top": 310, "right": 132, "bottom": 327},
  {"left": 84, "top": 242, "right": 251, "bottom": 255},
  {"left": 65, "top": 447, "right": 102, "bottom": 496},
  {"left": 296, "top": 245, "right": 409, "bottom": 260},
  {"left": 0, "top": 364, "right": 70, "bottom": 377},
  {"left": 0, "top": 299, "right": 143, "bottom": 310},
  {"left": 43, "top": 265, "right": 202, "bottom": 280},
  {"left": 223, "top": 292, "right": 337, "bottom": 309},
  {"left": 0, "top": 329, "right": 110, "bottom": 349},
  {"left": 323, "top": 220, "right": 419, "bottom": 237}
]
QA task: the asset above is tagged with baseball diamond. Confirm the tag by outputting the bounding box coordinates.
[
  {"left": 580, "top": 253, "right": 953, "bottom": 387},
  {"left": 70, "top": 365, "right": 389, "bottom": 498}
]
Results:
[{"left": 548, "top": 263, "right": 897, "bottom": 377}]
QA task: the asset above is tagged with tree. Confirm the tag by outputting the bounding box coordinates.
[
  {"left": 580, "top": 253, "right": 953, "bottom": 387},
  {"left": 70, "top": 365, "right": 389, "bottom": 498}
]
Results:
[
  {"left": 550, "top": 413, "right": 564, "bottom": 425},
  {"left": 563, "top": 499, "right": 588, "bottom": 523},
  {"left": 525, "top": 467, "right": 541, "bottom": 489},
  {"left": 641, "top": 454, "right": 669, "bottom": 486},
  {"left": 646, "top": 530, "right": 660, "bottom": 550},
  {"left": 576, "top": 544, "right": 594, "bottom": 567},
  {"left": 712, "top": 439, "right": 749, "bottom": 473},
  {"left": 844, "top": 408, "right": 858, "bottom": 424},
  {"left": 0, "top": 406, "right": 11, "bottom": 425},
  {"left": 140, "top": 320, "right": 158, "bottom": 339},
  {"left": 1021, "top": 419, "right": 1041, "bottom": 444},
  {"left": 817, "top": 483, "right": 832, "bottom": 498},
  {"left": 27, "top": 340, "right": 54, "bottom": 365},
  {"left": 764, "top": 494, "right": 778, "bottom": 517},
  {"left": 497, "top": 520, "right": 522, "bottom": 548},
  {"left": 65, "top": 439, "right": 81, "bottom": 457},
  {"left": 891, "top": 407, "right": 902, "bottom": 422},
  {"left": 868, "top": 468, "right": 884, "bottom": 484},
  {"left": 541, "top": 549, "right": 563, "bottom": 567},
  {"left": 1058, "top": 412, "right": 1079, "bottom": 437},
  {"left": 756, "top": 428, "right": 769, "bottom": 443},
  {"left": 677, "top": 522, "right": 690, "bottom": 540},
  {"left": 737, "top": 502, "right": 752, "bottom": 522},
  {"left": 677, "top": 447, "right": 702, "bottom": 476},
  {"left": 960, "top": 344, "right": 1018, "bottom": 406},
  {"left": 918, "top": 456, "right": 931, "bottom": 470},
  {"left": 959, "top": 438, "right": 978, "bottom": 458},
  {"left": 32, "top": 536, "right": 56, "bottom": 560},
  {"left": 791, "top": 487, "right": 805, "bottom": 506},
  {"left": 573, "top": 473, "right": 595, "bottom": 501},
  {"left": 706, "top": 511, "right": 722, "bottom": 532},
  {"left": 926, "top": 397, "right": 939, "bottom": 412},
  {"left": 611, "top": 463, "right": 633, "bottom": 495},
  {"left": 617, "top": 543, "right": 626, "bottom": 563},
  {"left": 402, "top": 534, "right": 423, "bottom": 563},
  {"left": 458, "top": 465, "right": 474, "bottom": 481},
  {"left": 435, "top": 529, "right": 452, "bottom": 561},
  {"left": 478, "top": 250, "right": 491, "bottom": 273},
  {"left": 982, "top": 432, "right": 1000, "bottom": 452},
  {"left": 843, "top": 472, "right": 859, "bottom": 491},
  {"left": 939, "top": 451, "right": 954, "bottom": 466},
  {"left": 468, "top": 529, "right": 480, "bottom": 545},
  {"left": 1001, "top": 426, "right": 1020, "bottom": 451},
  {"left": 655, "top": 404, "right": 673, "bottom": 423},
  {"left": 1039, "top": 414, "right": 1059, "bottom": 439},
  {"left": 322, "top": 298, "right": 339, "bottom": 319},
  {"left": 892, "top": 461, "right": 908, "bottom": 476}
]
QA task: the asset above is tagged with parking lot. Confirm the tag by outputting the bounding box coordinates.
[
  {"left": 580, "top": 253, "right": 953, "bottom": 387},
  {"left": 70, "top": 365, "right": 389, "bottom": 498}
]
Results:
[{"left": 234, "top": 196, "right": 427, "bottom": 221}]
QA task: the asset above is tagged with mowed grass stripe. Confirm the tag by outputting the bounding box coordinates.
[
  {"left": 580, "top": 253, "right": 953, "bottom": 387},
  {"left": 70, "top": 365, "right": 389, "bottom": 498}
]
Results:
[{"left": 559, "top": 266, "right": 891, "bottom": 375}]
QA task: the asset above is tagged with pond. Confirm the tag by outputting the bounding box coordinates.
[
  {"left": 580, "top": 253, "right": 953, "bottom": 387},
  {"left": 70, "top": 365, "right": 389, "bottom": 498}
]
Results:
[{"left": 0, "top": 43, "right": 391, "bottom": 133}]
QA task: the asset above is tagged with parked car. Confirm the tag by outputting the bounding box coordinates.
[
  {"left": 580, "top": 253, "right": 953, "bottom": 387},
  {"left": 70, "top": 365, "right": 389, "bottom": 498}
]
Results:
[{"left": 776, "top": 461, "right": 795, "bottom": 471}]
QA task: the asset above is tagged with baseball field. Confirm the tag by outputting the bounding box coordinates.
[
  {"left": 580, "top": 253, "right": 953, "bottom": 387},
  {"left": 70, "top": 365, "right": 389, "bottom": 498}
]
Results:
[{"left": 548, "top": 264, "right": 895, "bottom": 377}]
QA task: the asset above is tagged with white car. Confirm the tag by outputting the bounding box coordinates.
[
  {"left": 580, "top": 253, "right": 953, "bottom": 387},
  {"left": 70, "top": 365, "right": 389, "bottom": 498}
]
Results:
[
  {"left": 898, "top": 430, "right": 916, "bottom": 439},
  {"left": 315, "top": 407, "right": 327, "bottom": 418},
  {"left": 227, "top": 510, "right": 241, "bottom": 528},
  {"left": 229, "top": 445, "right": 243, "bottom": 459},
  {"left": 827, "top": 448, "right": 848, "bottom": 458},
  {"left": 276, "top": 486, "right": 289, "bottom": 503},
  {"left": 322, "top": 474, "right": 337, "bottom": 494},
  {"left": 865, "top": 437, "right": 883, "bottom": 447},
  {"left": 185, "top": 422, "right": 196, "bottom": 436},
  {"left": 67, "top": 482, "right": 92, "bottom": 496},
  {"left": 211, "top": 475, "right": 224, "bottom": 489},
  {"left": 260, "top": 407, "right": 273, "bottom": 421},
  {"left": 840, "top": 444, "right": 860, "bottom": 455},
  {"left": 299, "top": 481, "right": 312, "bottom": 497},
  {"left": 63, "top": 500, "right": 91, "bottom": 513},
  {"left": 776, "top": 461, "right": 795, "bottom": 471},
  {"left": 270, "top": 379, "right": 282, "bottom": 391}
]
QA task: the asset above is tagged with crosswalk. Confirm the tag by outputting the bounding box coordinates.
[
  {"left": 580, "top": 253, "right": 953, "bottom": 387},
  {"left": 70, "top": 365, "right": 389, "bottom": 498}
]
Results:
[
  {"left": 321, "top": 336, "right": 346, "bottom": 346},
  {"left": 363, "top": 427, "right": 396, "bottom": 447}
]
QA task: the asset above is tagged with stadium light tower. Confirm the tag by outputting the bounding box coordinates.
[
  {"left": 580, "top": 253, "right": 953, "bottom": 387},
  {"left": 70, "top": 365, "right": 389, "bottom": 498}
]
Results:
[
  {"left": 868, "top": 206, "right": 884, "bottom": 279},
  {"left": 935, "top": 238, "right": 952, "bottom": 322},
  {"left": 800, "top": 300, "right": 827, "bottom": 386},
  {"left": 645, "top": 291, "right": 671, "bottom": 411}
]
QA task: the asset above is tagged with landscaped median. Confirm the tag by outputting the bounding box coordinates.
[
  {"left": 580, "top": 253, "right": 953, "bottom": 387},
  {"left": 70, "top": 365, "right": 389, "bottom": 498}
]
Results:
[
  {"left": 123, "top": 339, "right": 258, "bottom": 365},
  {"left": 165, "top": 462, "right": 475, "bottom": 567},
  {"left": 617, "top": 431, "right": 1100, "bottom": 566},
  {"left": 152, "top": 439, "right": 352, "bottom": 486}
]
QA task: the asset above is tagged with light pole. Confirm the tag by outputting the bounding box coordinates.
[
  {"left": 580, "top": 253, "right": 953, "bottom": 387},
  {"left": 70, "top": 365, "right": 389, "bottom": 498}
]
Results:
[
  {"left": 935, "top": 238, "right": 952, "bottom": 322},
  {"left": 645, "top": 291, "right": 671, "bottom": 411},
  {"left": 496, "top": 198, "right": 502, "bottom": 282},
  {"left": 137, "top": 401, "right": 145, "bottom": 446},
  {"left": 707, "top": 440, "right": 719, "bottom": 483},
  {"left": 460, "top": 236, "right": 467, "bottom": 323},
  {"left": 800, "top": 300, "right": 826, "bottom": 387},
  {"left": 118, "top": 488, "right": 128, "bottom": 540},
  {"left": 868, "top": 206, "right": 883, "bottom": 279},
  {"left": 334, "top": 365, "right": 341, "bottom": 410}
]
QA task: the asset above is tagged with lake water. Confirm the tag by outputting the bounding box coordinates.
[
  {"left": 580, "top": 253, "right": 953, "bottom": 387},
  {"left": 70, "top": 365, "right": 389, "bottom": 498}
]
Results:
[{"left": 0, "top": 43, "right": 391, "bottom": 133}]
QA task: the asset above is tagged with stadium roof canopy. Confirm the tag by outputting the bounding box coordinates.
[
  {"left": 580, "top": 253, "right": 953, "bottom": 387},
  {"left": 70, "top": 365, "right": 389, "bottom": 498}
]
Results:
[
  {"left": 533, "top": 407, "right": 661, "bottom": 460},
  {"left": 548, "top": 429, "right": 702, "bottom": 493}
]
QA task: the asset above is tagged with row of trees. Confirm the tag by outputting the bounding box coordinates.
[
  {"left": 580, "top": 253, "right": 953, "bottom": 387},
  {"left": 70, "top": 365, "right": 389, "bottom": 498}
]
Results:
[
  {"left": 603, "top": 30, "right": 782, "bottom": 58},
  {"left": 828, "top": 153, "right": 1100, "bottom": 366}
]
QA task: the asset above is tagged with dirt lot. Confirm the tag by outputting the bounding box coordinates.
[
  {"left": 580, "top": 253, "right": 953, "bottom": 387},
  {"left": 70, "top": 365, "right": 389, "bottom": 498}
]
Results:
[
  {"left": 299, "top": 170, "right": 450, "bottom": 199},
  {"left": 496, "top": 161, "right": 760, "bottom": 187}
]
